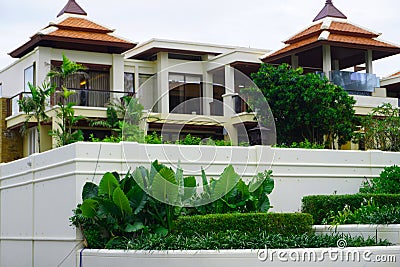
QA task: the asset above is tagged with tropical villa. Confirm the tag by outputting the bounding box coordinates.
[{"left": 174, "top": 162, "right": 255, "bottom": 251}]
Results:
[{"left": 0, "top": 0, "right": 399, "bottom": 162}]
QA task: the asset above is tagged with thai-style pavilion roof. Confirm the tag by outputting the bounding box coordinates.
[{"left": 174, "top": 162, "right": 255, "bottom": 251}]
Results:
[
  {"left": 262, "top": 1, "right": 400, "bottom": 69},
  {"left": 9, "top": 1, "right": 136, "bottom": 58}
]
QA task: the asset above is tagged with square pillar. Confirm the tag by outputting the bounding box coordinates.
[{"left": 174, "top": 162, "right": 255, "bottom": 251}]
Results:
[
  {"left": 322, "top": 45, "right": 332, "bottom": 77},
  {"left": 365, "top": 50, "right": 373, "bottom": 74},
  {"left": 291, "top": 55, "right": 299, "bottom": 69},
  {"left": 224, "top": 65, "right": 235, "bottom": 94},
  {"left": 202, "top": 70, "right": 213, "bottom": 116},
  {"left": 156, "top": 52, "right": 169, "bottom": 114},
  {"left": 111, "top": 54, "right": 124, "bottom": 91}
]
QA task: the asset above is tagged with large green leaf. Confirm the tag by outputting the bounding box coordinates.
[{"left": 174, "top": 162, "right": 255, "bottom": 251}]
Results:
[
  {"left": 112, "top": 187, "right": 132, "bottom": 217},
  {"left": 82, "top": 182, "right": 98, "bottom": 200},
  {"left": 98, "top": 172, "right": 119, "bottom": 198},
  {"left": 126, "top": 186, "right": 147, "bottom": 215},
  {"left": 124, "top": 222, "right": 144, "bottom": 233},
  {"left": 151, "top": 168, "right": 179, "bottom": 203},
  {"left": 158, "top": 167, "right": 177, "bottom": 185},
  {"left": 213, "top": 165, "right": 240, "bottom": 201},
  {"left": 80, "top": 199, "right": 99, "bottom": 218}
]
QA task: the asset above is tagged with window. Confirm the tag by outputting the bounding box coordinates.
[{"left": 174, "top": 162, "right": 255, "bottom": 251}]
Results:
[
  {"left": 124, "top": 72, "right": 134, "bottom": 93},
  {"left": 24, "top": 64, "right": 35, "bottom": 92},
  {"left": 28, "top": 127, "right": 38, "bottom": 155},
  {"left": 169, "top": 73, "right": 202, "bottom": 114}
]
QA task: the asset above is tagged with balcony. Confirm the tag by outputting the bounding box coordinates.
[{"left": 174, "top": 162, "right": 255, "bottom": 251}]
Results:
[
  {"left": 329, "top": 70, "right": 380, "bottom": 95},
  {"left": 7, "top": 89, "right": 132, "bottom": 117}
]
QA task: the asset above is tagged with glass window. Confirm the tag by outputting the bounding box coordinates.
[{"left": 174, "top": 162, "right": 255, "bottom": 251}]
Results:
[
  {"left": 169, "top": 73, "right": 202, "bottom": 115},
  {"left": 124, "top": 72, "right": 134, "bottom": 93},
  {"left": 24, "top": 64, "right": 35, "bottom": 92}
]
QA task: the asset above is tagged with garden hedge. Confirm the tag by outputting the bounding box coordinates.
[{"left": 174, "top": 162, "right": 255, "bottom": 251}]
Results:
[
  {"left": 174, "top": 213, "right": 313, "bottom": 236},
  {"left": 302, "top": 194, "right": 400, "bottom": 224}
]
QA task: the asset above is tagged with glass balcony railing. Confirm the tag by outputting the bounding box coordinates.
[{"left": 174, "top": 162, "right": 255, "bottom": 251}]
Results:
[
  {"left": 329, "top": 71, "right": 380, "bottom": 93},
  {"left": 7, "top": 89, "right": 132, "bottom": 117}
]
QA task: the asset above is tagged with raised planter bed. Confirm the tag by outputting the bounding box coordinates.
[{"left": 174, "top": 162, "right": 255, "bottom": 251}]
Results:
[
  {"left": 79, "top": 247, "right": 400, "bottom": 266},
  {"left": 314, "top": 224, "right": 400, "bottom": 245}
]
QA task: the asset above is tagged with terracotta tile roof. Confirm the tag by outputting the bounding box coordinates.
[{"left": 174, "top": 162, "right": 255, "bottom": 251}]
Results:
[
  {"left": 389, "top": 71, "right": 400, "bottom": 77},
  {"left": 9, "top": 14, "right": 136, "bottom": 58},
  {"left": 329, "top": 21, "right": 378, "bottom": 37},
  {"left": 328, "top": 34, "right": 398, "bottom": 48},
  {"left": 57, "top": 17, "right": 110, "bottom": 32},
  {"left": 48, "top": 29, "right": 130, "bottom": 43},
  {"left": 285, "top": 23, "right": 322, "bottom": 44},
  {"left": 264, "top": 19, "right": 400, "bottom": 62},
  {"left": 266, "top": 36, "right": 319, "bottom": 58}
]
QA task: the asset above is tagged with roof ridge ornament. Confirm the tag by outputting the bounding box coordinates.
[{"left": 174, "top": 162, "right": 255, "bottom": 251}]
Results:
[
  {"left": 313, "top": 0, "right": 347, "bottom": 22},
  {"left": 57, "top": 0, "right": 87, "bottom": 17}
]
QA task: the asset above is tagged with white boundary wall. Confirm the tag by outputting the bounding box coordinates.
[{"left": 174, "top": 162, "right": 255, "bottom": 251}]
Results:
[
  {"left": 79, "top": 247, "right": 400, "bottom": 266},
  {"left": 1, "top": 142, "right": 400, "bottom": 266}
]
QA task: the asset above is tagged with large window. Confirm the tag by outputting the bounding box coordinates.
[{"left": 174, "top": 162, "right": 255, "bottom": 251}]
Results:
[
  {"left": 24, "top": 64, "right": 35, "bottom": 92},
  {"left": 124, "top": 72, "right": 134, "bottom": 93},
  {"left": 169, "top": 73, "right": 202, "bottom": 114}
]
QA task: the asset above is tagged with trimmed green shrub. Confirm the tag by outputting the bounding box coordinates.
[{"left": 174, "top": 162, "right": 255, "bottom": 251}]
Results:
[
  {"left": 174, "top": 213, "right": 313, "bottom": 236},
  {"left": 323, "top": 199, "right": 400, "bottom": 225},
  {"left": 105, "top": 232, "right": 391, "bottom": 250},
  {"left": 360, "top": 165, "right": 400, "bottom": 194},
  {"left": 302, "top": 194, "right": 400, "bottom": 224}
]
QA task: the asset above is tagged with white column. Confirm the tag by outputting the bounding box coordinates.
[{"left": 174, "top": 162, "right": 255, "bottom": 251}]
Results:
[
  {"left": 156, "top": 52, "right": 169, "bottom": 114},
  {"left": 365, "top": 50, "right": 373, "bottom": 74},
  {"left": 224, "top": 65, "right": 235, "bottom": 94},
  {"left": 291, "top": 54, "right": 299, "bottom": 69},
  {"left": 322, "top": 45, "right": 332, "bottom": 77},
  {"left": 134, "top": 65, "right": 140, "bottom": 95},
  {"left": 111, "top": 54, "right": 124, "bottom": 91},
  {"left": 203, "top": 71, "right": 213, "bottom": 116}
]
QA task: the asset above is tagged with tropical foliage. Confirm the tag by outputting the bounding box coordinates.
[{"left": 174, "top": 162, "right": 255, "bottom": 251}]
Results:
[
  {"left": 71, "top": 161, "right": 275, "bottom": 248},
  {"left": 246, "top": 63, "right": 357, "bottom": 148},
  {"left": 18, "top": 82, "right": 55, "bottom": 152},
  {"left": 47, "top": 54, "right": 87, "bottom": 146},
  {"left": 360, "top": 165, "right": 400, "bottom": 194},
  {"left": 357, "top": 103, "right": 400, "bottom": 151}
]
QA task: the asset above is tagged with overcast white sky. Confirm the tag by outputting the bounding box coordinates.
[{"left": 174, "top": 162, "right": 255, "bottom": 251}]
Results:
[{"left": 1, "top": 0, "right": 399, "bottom": 77}]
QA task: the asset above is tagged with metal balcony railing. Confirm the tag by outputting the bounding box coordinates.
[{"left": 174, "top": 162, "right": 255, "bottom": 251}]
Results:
[
  {"left": 7, "top": 89, "right": 132, "bottom": 117},
  {"left": 329, "top": 71, "right": 380, "bottom": 94}
]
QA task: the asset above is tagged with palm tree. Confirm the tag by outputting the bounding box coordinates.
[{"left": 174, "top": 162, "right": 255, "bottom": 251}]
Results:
[
  {"left": 18, "top": 82, "right": 55, "bottom": 152},
  {"left": 47, "top": 54, "right": 87, "bottom": 146},
  {"left": 47, "top": 54, "right": 87, "bottom": 87}
]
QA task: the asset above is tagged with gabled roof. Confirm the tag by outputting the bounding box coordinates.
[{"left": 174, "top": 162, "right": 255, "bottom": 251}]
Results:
[
  {"left": 9, "top": 12, "right": 136, "bottom": 58},
  {"left": 57, "top": 0, "right": 87, "bottom": 17},
  {"left": 313, "top": 0, "right": 347, "bottom": 22}
]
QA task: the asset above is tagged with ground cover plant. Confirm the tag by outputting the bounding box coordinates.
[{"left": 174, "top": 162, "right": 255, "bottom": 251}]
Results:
[{"left": 105, "top": 232, "right": 391, "bottom": 250}]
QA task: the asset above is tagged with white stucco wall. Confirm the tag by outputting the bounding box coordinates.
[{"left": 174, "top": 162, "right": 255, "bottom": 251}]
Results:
[{"left": 1, "top": 142, "right": 399, "bottom": 266}]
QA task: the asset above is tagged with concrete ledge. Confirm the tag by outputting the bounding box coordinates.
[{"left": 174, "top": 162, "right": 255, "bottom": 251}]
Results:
[
  {"left": 314, "top": 224, "right": 400, "bottom": 245},
  {"left": 79, "top": 247, "right": 400, "bottom": 266}
]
